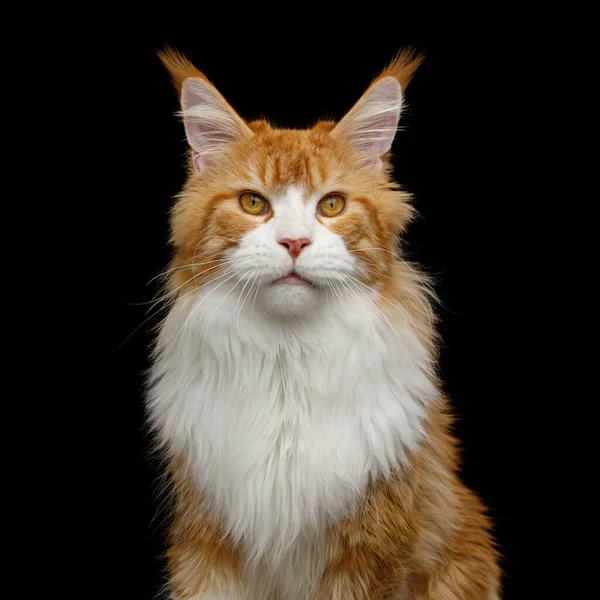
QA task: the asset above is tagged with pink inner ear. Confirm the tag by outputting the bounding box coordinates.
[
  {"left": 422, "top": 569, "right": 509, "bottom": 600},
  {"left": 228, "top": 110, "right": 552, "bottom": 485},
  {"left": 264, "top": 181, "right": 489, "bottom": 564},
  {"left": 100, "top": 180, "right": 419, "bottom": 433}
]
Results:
[
  {"left": 333, "top": 76, "right": 403, "bottom": 164},
  {"left": 181, "top": 78, "right": 253, "bottom": 169},
  {"left": 364, "top": 109, "right": 401, "bottom": 158},
  {"left": 192, "top": 153, "right": 205, "bottom": 172},
  {"left": 186, "top": 119, "right": 240, "bottom": 147}
]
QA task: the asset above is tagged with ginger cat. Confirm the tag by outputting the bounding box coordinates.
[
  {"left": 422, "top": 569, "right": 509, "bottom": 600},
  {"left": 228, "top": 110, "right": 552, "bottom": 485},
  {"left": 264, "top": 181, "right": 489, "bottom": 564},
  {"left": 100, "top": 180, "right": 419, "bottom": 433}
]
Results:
[{"left": 148, "top": 49, "right": 501, "bottom": 600}]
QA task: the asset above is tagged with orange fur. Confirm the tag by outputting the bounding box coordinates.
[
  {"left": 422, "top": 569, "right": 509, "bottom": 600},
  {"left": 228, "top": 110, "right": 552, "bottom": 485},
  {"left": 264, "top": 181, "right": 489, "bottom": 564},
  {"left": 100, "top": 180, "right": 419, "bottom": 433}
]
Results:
[
  {"left": 373, "top": 48, "right": 425, "bottom": 91},
  {"left": 158, "top": 50, "right": 501, "bottom": 599},
  {"left": 167, "top": 459, "right": 243, "bottom": 598},
  {"left": 158, "top": 47, "right": 208, "bottom": 94},
  {"left": 316, "top": 407, "right": 501, "bottom": 599}
]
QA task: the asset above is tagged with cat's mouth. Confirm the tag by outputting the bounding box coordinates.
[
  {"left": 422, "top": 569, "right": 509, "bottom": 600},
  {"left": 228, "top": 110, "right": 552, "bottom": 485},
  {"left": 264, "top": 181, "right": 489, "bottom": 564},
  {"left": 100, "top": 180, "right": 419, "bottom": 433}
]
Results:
[{"left": 273, "top": 271, "right": 313, "bottom": 286}]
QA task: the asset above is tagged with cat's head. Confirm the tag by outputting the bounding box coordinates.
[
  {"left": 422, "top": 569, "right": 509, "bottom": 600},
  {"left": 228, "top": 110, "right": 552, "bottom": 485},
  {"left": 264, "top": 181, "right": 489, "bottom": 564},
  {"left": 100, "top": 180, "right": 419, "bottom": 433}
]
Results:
[{"left": 161, "top": 49, "right": 422, "bottom": 318}]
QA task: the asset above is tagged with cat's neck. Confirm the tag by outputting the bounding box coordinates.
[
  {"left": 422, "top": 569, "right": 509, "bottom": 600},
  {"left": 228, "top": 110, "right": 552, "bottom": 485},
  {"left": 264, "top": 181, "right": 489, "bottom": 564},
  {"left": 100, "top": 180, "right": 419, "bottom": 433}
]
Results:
[
  {"left": 151, "top": 281, "right": 437, "bottom": 454},
  {"left": 149, "top": 283, "right": 438, "bottom": 564}
]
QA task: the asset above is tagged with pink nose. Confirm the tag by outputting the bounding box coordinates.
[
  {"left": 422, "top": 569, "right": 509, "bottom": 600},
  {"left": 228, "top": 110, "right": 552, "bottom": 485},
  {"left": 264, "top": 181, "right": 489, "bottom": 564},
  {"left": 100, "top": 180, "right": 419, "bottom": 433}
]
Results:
[{"left": 278, "top": 237, "right": 311, "bottom": 259}]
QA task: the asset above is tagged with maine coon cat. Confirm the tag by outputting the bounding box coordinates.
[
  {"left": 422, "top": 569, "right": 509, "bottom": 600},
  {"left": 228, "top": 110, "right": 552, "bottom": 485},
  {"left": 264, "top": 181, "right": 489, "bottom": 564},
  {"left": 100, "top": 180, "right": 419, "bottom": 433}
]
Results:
[{"left": 148, "top": 48, "right": 501, "bottom": 600}]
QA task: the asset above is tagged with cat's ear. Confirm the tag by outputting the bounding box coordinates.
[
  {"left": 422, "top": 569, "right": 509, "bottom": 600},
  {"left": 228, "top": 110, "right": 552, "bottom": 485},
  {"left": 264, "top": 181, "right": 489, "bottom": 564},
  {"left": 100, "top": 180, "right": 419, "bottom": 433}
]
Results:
[
  {"left": 158, "top": 48, "right": 253, "bottom": 172},
  {"left": 331, "top": 49, "right": 424, "bottom": 168}
]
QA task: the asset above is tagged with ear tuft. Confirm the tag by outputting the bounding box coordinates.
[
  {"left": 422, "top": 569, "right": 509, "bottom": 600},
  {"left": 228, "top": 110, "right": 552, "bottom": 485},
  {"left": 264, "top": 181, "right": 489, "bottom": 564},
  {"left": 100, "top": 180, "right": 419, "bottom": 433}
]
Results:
[
  {"left": 374, "top": 47, "right": 425, "bottom": 92},
  {"left": 158, "top": 47, "right": 207, "bottom": 98}
]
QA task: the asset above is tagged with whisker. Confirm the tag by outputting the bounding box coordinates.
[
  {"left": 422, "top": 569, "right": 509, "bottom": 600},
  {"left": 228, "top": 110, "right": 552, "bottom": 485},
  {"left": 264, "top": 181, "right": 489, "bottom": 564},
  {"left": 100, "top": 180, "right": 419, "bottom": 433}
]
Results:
[
  {"left": 337, "top": 276, "right": 377, "bottom": 336},
  {"left": 354, "top": 263, "right": 376, "bottom": 282},
  {"left": 347, "top": 246, "right": 399, "bottom": 257},
  {"left": 114, "top": 266, "right": 237, "bottom": 352},
  {"left": 147, "top": 258, "right": 235, "bottom": 285},
  {"left": 115, "top": 275, "right": 203, "bottom": 350},
  {"left": 190, "top": 237, "right": 204, "bottom": 277},
  {"left": 135, "top": 263, "right": 228, "bottom": 308},
  {"left": 332, "top": 280, "right": 351, "bottom": 323},
  {"left": 165, "top": 269, "right": 241, "bottom": 355},
  {"left": 327, "top": 280, "right": 344, "bottom": 306},
  {"left": 203, "top": 234, "right": 243, "bottom": 245},
  {"left": 342, "top": 275, "right": 405, "bottom": 344},
  {"left": 234, "top": 269, "right": 258, "bottom": 327},
  {"left": 236, "top": 279, "right": 254, "bottom": 329},
  {"left": 345, "top": 221, "right": 366, "bottom": 246},
  {"left": 203, "top": 275, "right": 246, "bottom": 333},
  {"left": 251, "top": 275, "right": 263, "bottom": 316},
  {"left": 343, "top": 272, "right": 403, "bottom": 313},
  {"left": 348, "top": 248, "right": 441, "bottom": 288}
]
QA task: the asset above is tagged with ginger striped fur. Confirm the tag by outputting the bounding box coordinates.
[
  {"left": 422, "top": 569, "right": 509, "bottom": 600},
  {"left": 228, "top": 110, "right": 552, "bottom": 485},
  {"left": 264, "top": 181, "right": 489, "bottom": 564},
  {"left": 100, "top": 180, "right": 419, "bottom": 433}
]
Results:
[{"left": 147, "top": 48, "right": 501, "bottom": 599}]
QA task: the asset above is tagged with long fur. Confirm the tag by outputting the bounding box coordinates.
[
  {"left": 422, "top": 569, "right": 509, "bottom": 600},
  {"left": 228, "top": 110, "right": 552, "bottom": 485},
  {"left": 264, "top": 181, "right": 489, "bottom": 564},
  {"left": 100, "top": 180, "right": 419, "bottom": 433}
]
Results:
[{"left": 148, "top": 49, "right": 501, "bottom": 599}]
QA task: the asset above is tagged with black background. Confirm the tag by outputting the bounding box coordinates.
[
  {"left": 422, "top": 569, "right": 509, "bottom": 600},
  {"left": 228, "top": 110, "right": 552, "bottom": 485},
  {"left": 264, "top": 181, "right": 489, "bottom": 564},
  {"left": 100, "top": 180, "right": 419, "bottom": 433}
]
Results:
[{"left": 102, "top": 25, "right": 536, "bottom": 600}]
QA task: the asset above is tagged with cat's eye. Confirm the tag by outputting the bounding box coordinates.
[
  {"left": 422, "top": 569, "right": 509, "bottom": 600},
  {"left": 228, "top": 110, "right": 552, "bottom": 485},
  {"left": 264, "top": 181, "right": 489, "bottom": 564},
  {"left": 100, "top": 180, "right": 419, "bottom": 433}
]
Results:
[
  {"left": 318, "top": 194, "right": 346, "bottom": 217},
  {"left": 239, "top": 192, "right": 269, "bottom": 215}
]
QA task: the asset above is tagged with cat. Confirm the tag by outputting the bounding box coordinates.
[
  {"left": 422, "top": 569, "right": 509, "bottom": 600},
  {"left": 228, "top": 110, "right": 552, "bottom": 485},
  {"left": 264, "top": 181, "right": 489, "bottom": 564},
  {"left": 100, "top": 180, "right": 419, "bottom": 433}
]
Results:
[{"left": 148, "top": 48, "right": 501, "bottom": 600}]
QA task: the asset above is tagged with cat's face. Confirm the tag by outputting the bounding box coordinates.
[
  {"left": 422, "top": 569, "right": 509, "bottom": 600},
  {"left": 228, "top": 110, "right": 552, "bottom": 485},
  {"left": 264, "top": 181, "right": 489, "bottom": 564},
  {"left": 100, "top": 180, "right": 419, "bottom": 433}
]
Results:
[
  {"left": 230, "top": 182, "right": 356, "bottom": 317},
  {"left": 162, "top": 50, "right": 421, "bottom": 318}
]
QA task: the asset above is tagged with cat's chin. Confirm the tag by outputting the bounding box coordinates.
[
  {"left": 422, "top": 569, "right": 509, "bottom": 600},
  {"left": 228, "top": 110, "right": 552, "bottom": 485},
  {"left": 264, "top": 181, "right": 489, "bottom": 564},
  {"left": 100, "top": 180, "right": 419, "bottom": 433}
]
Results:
[{"left": 260, "top": 281, "right": 320, "bottom": 317}]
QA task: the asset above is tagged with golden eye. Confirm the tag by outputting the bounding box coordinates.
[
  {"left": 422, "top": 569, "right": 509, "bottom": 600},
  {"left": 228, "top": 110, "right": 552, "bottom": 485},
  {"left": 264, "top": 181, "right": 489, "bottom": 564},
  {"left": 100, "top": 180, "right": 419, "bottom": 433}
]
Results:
[
  {"left": 318, "top": 194, "right": 346, "bottom": 217},
  {"left": 239, "top": 192, "right": 269, "bottom": 215}
]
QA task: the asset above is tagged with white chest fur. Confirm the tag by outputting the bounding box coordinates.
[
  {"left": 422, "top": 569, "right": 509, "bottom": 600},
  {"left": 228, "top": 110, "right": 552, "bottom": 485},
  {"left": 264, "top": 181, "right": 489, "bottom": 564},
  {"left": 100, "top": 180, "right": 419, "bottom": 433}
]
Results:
[{"left": 149, "top": 282, "right": 436, "bottom": 597}]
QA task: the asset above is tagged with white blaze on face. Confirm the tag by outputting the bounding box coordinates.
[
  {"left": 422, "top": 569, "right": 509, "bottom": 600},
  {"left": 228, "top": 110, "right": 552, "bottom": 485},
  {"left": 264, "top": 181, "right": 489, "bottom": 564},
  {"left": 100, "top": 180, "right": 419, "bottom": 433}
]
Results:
[
  {"left": 271, "top": 186, "right": 312, "bottom": 242},
  {"left": 229, "top": 185, "right": 357, "bottom": 317}
]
